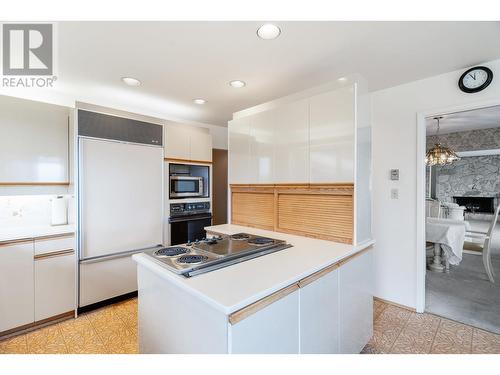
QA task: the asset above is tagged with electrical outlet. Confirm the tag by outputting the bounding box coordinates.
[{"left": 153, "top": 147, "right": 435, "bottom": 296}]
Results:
[{"left": 391, "top": 188, "right": 399, "bottom": 199}]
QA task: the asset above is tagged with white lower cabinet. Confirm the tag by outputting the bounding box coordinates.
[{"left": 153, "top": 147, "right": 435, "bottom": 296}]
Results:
[
  {"left": 34, "top": 252, "right": 75, "bottom": 321},
  {"left": 0, "top": 240, "right": 34, "bottom": 332},
  {"left": 299, "top": 268, "right": 340, "bottom": 353},
  {"left": 227, "top": 248, "right": 373, "bottom": 354},
  {"left": 339, "top": 250, "right": 373, "bottom": 354},
  {"left": 229, "top": 288, "right": 300, "bottom": 354}
]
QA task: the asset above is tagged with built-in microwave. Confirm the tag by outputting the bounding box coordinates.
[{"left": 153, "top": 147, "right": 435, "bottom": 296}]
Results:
[{"left": 169, "top": 176, "right": 204, "bottom": 198}]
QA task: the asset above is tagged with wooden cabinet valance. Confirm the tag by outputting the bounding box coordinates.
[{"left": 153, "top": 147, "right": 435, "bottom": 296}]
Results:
[{"left": 230, "top": 183, "right": 354, "bottom": 244}]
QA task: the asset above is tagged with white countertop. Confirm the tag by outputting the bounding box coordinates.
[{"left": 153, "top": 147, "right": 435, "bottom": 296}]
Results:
[
  {"left": 133, "top": 224, "right": 375, "bottom": 315},
  {"left": 0, "top": 224, "right": 75, "bottom": 243}
]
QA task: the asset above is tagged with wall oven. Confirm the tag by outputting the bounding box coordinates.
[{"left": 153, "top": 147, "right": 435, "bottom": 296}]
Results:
[
  {"left": 169, "top": 176, "right": 204, "bottom": 198},
  {"left": 169, "top": 202, "right": 212, "bottom": 245}
]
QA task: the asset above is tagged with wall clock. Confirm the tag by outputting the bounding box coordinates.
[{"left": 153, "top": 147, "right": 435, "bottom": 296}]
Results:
[{"left": 458, "top": 66, "right": 493, "bottom": 93}]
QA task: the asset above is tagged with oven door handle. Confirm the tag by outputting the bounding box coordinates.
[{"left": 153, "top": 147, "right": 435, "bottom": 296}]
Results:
[{"left": 169, "top": 214, "right": 212, "bottom": 223}]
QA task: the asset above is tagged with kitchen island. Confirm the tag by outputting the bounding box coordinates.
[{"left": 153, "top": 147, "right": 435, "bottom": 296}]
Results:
[{"left": 133, "top": 224, "right": 375, "bottom": 354}]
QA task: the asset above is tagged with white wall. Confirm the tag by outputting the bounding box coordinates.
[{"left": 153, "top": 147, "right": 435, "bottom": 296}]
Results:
[{"left": 371, "top": 58, "right": 500, "bottom": 308}]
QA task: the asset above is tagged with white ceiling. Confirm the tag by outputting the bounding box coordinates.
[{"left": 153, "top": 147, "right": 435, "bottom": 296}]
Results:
[
  {"left": 426, "top": 105, "right": 500, "bottom": 135},
  {"left": 54, "top": 21, "right": 500, "bottom": 126}
]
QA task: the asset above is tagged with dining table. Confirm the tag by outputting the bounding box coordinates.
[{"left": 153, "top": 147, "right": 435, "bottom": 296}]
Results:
[{"left": 426, "top": 217, "right": 471, "bottom": 273}]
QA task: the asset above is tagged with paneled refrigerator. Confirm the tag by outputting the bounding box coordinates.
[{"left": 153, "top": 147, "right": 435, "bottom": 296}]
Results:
[{"left": 77, "top": 109, "right": 163, "bottom": 308}]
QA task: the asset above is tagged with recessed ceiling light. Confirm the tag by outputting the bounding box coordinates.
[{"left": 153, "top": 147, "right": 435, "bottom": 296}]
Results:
[
  {"left": 257, "top": 23, "right": 281, "bottom": 40},
  {"left": 193, "top": 98, "right": 206, "bottom": 105},
  {"left": 121, "top": 77, "right": 141, "bottom": 87},
  {"left": 229, "top": 80, "right": 246, "bottom": 88},
  {"left": 338, "top": 77, "right": 347, "bottom": 82}
]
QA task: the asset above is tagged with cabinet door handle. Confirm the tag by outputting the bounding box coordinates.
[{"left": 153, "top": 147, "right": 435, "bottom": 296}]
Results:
[{"left": 34, "top": 249, "right": 74, "bottom": 260}]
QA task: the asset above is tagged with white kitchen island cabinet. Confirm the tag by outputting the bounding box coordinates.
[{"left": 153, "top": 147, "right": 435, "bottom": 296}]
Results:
[
  {"left": 134, "top": 224, "right": 374, "bottom": 354},
  {"left": 299, "top": 265, "right": 340, "bottom": 354},
  {"left": 230, "top": 286, "right": 300, "bottom": 354}
]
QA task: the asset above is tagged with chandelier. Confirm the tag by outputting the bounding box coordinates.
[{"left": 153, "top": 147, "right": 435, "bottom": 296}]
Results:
[{"left": 425, "top": 116, "right": 459, "bottom": 166}]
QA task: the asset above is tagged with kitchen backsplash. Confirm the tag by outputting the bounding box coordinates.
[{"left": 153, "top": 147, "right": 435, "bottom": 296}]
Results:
[{"left": 0, "top": 194, "right": 75, "bottom": 229}]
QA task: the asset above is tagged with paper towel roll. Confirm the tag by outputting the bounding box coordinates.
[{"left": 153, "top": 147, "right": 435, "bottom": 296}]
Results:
[{"left": 51, "top": 196, "right": 68, "bottom": 226}]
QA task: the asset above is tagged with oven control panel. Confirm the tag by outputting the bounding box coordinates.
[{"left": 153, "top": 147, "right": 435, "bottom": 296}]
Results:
[{"left": 170, "top": 202, "right": 210, "bottom": 216}]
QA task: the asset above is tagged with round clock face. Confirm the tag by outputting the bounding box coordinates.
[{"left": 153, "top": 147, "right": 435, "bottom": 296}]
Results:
[{"left": 459, "top": 67, "right": 493, "bottom": 93}]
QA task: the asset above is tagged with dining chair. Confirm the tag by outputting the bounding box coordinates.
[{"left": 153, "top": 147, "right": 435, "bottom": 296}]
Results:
[
  {"left": 426, "top": 198, "right": 442, "bottom": 218},
  {"left": 463, "top": 203, "right": 500, "bottom": 283},
  {"left": 426, "top": 199, "right": 442, "bottom": 261}
]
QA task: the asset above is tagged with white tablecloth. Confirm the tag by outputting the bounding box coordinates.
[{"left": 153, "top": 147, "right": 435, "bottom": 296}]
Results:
[{"left": 426, "top": 218, "right": 471, "bottom": 265}]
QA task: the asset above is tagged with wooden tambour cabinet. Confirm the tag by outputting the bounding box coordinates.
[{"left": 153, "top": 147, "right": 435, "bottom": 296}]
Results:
[
  {"left": 0, "top": 233, "right": 75, "bottom": 336},
  {"left": 228, "top": 77, "right": 372, "bottom": 245},
  {"left": 164, "top": 122, "right": 213, "bottom": 163}
]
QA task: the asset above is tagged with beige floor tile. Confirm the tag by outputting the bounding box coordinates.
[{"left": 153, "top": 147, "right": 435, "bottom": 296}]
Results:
[
  {"left": 373, "top": 300, "right": 387, "bottom": 321},
  {"left": 366, "top": 305, "right": 411, "bottom": 353},
  {"left": 430, "top": 318, "right": 473, "bottom": 354},
  {"left": 58, "top": 316, "right": 106, "bottom": 354},
  {"left": 390, "top": 313, "right": 440, "bottom": 354},
  {"left": 472, "top": 329, "right": 500, "bottom": 354},
  {"left": 0, "top": 334, "right": 28, "bottom": 354},
  {"left": 25, "top": 324, "right": 68, "bottom": 354}
]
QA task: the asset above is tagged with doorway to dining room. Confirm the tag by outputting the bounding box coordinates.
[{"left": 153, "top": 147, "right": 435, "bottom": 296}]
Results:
[{"left": 423, "top": 105, "right": 500, "bottom": 334}]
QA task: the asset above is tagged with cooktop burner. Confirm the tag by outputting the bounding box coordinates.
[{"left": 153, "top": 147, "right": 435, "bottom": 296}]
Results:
[
  {"left": 176, "top": 254, "right": 208, "bottom": 264},
  {"left": 155, "top": 247, "right": 189, "bottom": 257},
  {"left": 231, "top": 233, "right": 250, "bottom": 240},
  {"left": 247, "top": 237, "right": 275, "bottom": 246}
]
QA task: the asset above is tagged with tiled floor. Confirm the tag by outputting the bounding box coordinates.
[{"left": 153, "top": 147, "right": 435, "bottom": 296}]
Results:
[
  {"left": 0, "top": 298, "right": 137, "bottom": 354},
  {"left": 362, "top": 299, "right": 500, "bottom": 354},
  {"left": 1, "top": 297, "right": 500, "bottom": 354}
]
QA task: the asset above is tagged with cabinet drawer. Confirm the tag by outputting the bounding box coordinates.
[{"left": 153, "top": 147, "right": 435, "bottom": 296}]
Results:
[{"left": 34, "top": 234, "right": 75, "bottom": 256}]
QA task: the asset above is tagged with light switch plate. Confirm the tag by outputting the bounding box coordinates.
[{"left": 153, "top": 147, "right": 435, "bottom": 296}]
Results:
[
  {"left": 390, "top": 169, "right": 400, "bottom": 181},
  {"left": 391, "top": 188, "right": 399, "bottom": 199}
]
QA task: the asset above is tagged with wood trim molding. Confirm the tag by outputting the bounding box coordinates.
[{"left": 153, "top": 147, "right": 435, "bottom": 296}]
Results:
[
  {"left": 1, "top": 233, "right": 74, "bottom": 246},
  {"left": 228, "top": 283, "right": 299, "bottom": 325},
  {"left": 0, "top": 310, "right": 74, "bottom": 340},
  {"left": 34, "top": 249, "right": 74, "bottom": 260},
  {"left": 0, "top": 182, "right": 70, "bottom": 186},
  {"left": 337, "top": 246, "right": 372, "bottom": 267},
  {"left": 229, "top": 246, "right": 374, "bottom": 325},
  {"left": 298, "top": 263, "right": 340, "bottom": 288},
  {"left": 0, "top": 238, "right": 33, "bottom": 246},
  {"left": 34, "top": 232, "right": 75, "bottom": 241},
  {"left": 374, "top": 297, "right": 416, "bottom": 312},
  {"left": 164, "top": 157, "right": 212, "bottom": 164}
]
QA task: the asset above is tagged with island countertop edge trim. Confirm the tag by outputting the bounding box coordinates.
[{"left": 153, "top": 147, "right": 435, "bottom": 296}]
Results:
[{"left": 133, "top": 239, "right": 375, "bottom": 318}]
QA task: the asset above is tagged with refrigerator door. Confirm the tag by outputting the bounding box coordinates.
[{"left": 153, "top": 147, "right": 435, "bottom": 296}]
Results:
[
  {"left": 79, "top": 137, "right": 163, "bottom": 260},
  {"left": 78, "top": 137, "right": 163, "bottom": 306},
  {"left": 79, "top": 249, "right": 150, "bottom": 307}
]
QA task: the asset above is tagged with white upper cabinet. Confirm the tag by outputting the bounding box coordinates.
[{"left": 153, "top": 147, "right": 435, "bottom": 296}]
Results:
[
  {"left": 273, "top": 99, "right": 309, "bottom": 183},
  {"left": 0, "top": 96, "right": 70, "bottom": 183},
  {"left": 309, "top": 86, "right": 355, "bottom": 183},
  {"left": 164, "top": 123, "right": 191, "bottom": 160},
  {"left": 249, "top": 110, "right": 275, "bottom": 183},
  {"left": 164, "top": 123, "right": 212, "bottom": 162},
  {"left": 190, "top": 127, "right": 213, "bottom": 162},
  {"left": 228, "top": 117, "right": 252, "bottom": 184},
  {"left": 228, "top": 83, "right": 364, "bottom": 186}
]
